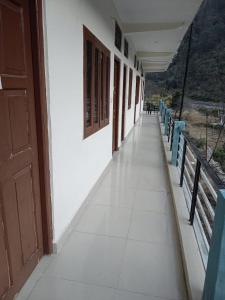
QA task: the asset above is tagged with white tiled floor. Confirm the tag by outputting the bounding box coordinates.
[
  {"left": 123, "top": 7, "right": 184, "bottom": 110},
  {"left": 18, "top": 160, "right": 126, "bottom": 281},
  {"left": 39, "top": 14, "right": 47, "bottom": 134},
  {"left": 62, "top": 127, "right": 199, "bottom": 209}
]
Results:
[{"left": 17, "top": 115, "right": 187, "bottom": 300}]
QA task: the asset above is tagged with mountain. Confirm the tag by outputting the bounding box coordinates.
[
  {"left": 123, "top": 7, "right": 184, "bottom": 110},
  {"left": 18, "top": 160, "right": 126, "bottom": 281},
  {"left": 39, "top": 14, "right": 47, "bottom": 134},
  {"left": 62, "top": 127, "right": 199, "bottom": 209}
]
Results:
[{"left": 145, "top": 0, "right": 225, "bottom": 103}]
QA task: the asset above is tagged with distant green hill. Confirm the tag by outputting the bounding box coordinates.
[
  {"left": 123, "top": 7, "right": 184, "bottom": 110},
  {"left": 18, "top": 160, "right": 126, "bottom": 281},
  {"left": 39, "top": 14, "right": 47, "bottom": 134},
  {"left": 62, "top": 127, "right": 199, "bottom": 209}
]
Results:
[{"left": 145, "top": 0, "right": 225, "bottom": 103}]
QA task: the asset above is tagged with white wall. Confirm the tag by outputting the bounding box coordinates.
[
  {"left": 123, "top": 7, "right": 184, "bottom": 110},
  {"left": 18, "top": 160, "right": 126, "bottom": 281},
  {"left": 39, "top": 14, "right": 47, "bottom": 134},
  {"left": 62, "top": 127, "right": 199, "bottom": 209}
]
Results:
[{"left": 43, "top": 0, "right": 142, "bottom": 244}]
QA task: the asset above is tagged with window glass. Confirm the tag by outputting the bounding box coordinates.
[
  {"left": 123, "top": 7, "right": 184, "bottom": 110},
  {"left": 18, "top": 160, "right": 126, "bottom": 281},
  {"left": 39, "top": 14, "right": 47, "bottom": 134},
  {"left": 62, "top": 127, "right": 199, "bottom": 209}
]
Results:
[
  {"left": 105, "top": 56, "right": 110, "bottom": 120},
  {"left": 124, "top": 39, "right": 128, "bottom": 58},
  {"left": 115, "top": 22, "right": 122, "bottom": 51},
  {"left": 94, "top": 49, "right": 99, "bottom": 124},
  {"left": 100, "top": 52, "right": 104, "bottom": 121},
  {"left": 85, "top": 40, "right": 92, "bottom": 127},
  {"left": 128, "top": 69, "right": 133, "bottom": 109}
]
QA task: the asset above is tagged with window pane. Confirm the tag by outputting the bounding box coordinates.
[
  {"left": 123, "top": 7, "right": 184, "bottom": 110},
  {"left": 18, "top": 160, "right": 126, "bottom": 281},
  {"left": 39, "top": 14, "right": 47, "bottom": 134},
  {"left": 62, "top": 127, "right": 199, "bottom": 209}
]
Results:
[
  {"left": 94, "top": 49, "right": 99, "bottom": 124},
  {"left": 105, "top": 56, "right": 110, "bottom": 120},
  {"left": 124, "top": 39, "right": 128, "bottom": 58},
  {"left": 85, "top": 40, "right": 92, "bottom": 127},
  {"left": 115, "top": 22, "right": 122, "bottom": 51},
  {"left": 135, "top": 76, "right": 140, "bottom": 104},
  {"left": 100, "top": 52, "right": 104, "bottom": 121},
  {"left": 128, "top": 69, "right": 133, "bottom": 109}
]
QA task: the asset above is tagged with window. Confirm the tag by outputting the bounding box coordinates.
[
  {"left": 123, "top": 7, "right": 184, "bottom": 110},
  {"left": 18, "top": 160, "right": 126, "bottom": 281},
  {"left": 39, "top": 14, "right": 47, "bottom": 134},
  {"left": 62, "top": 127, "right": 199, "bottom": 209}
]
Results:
[
  {"left": 124, "top": 39, "right": 128, "bottom": 58},
  {"left": 134, "top": 55, "right": 137, "bottom": 68},
  {"left": 141, "top": 65, "right": 144, "bottom": 77},
  {"left": 135, "top": 76, "right": 140, "bottom": 104},
  {"left": 128, "top": 68, "right": 133, "bottom": 109},
  {"left": 115, "top": 22, "right": 122, "bottom": 51},
  {"left": 83, "top": 26, "right": 110, "bottom": 138}
]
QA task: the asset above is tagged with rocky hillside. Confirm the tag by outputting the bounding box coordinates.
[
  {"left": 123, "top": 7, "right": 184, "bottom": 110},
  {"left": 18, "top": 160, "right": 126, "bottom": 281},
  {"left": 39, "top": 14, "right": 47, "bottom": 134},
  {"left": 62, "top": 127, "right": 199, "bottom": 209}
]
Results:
[{"left": 145, "top": 0, "right": 225, "bottom": 103}]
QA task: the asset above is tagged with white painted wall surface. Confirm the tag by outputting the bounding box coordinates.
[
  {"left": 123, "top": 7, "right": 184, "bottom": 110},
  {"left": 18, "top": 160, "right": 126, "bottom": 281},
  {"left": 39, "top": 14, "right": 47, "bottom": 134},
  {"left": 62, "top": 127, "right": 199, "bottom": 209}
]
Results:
[{"left": 43, "top": 0, "right": 142, "bottom": 244}]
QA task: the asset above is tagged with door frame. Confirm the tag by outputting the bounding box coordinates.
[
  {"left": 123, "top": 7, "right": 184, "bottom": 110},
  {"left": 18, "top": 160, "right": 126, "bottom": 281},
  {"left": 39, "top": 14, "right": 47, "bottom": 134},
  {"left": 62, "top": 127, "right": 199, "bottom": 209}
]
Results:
[
  {"left": 29, "top": 0, "right": 53, "bottom": 254},
  {"left": 121, "top": 64, "right": 127, "bottom": 141},
  {"left": 112, "top": 56, "right": 121, "bottom": 152}
]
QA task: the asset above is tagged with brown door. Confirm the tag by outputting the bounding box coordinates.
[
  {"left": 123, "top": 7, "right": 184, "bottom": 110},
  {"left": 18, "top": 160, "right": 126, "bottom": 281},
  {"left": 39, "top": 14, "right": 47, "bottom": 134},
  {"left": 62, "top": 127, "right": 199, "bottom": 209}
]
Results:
[
  {"left": 121, "top": 65, "right": 127, "bottom": 141},
  {"left": 134, "top": 75, "right": 140, "bottom": 124},
  {"left": 0, "top": 1, "right": 44, "bottom": 299},
  {"left": 112, "top": 57, "right": 120, "bottom": 152}
]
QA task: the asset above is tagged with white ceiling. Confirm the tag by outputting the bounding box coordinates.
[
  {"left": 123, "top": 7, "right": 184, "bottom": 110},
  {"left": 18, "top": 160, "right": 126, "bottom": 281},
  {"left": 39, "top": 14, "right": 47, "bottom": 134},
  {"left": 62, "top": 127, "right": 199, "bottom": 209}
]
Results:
[{"left": 113, "top": 0, "right": 203, "bottom": 72}]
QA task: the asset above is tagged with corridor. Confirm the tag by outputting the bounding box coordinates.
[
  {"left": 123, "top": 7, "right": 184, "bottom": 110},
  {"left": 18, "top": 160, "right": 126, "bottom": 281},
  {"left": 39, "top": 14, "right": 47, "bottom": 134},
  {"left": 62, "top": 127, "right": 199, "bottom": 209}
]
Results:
[{"left": 17, "top": 115, "right": 187, "bottom": 300}]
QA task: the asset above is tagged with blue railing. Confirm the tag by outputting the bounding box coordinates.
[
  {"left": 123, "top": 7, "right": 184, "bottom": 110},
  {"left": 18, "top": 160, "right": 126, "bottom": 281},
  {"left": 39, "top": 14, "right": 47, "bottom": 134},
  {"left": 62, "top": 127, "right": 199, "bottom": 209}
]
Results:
[{"left": 159, "top": 99, "right": 225, "bottom": 300}]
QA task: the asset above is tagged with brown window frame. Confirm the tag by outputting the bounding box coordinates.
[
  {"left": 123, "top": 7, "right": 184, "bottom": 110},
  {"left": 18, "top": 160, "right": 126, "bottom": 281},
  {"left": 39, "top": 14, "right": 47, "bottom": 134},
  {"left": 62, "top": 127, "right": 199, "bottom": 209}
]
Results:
[
  {"left": 128, "top": 68, "right": 133, "bottom": 109},
  {"left": 83, "top": 26, "right": 110, "bottom": 139}
]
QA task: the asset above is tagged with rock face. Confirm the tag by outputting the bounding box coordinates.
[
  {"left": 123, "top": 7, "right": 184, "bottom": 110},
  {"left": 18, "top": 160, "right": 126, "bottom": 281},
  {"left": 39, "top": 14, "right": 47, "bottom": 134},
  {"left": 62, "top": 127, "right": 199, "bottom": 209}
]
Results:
[{"left": 145, "top": 0, "right": 225, "bottom": 103}]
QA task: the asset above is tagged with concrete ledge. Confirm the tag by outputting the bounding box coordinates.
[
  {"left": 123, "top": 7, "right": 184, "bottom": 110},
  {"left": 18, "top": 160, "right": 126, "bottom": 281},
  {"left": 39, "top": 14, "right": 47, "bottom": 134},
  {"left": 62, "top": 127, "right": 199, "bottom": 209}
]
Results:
[{"left": 158, "top": 118, "right": 205, "bottom": 300}]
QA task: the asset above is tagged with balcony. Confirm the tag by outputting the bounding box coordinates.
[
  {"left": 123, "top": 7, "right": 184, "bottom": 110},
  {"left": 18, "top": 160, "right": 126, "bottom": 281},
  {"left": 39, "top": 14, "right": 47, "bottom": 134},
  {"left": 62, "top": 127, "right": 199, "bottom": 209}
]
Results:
[
  {"left": 17, "top": 114, "right": 188, "bottom": 300},
  {"left": 16, "top": 103, "right": 225, "bottom": 300}
]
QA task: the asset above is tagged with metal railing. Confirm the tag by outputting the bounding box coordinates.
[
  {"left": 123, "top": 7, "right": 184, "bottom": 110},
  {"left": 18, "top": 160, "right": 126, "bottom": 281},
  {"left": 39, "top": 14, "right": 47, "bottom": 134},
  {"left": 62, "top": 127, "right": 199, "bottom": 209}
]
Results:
[{"left": 160, "top": 100, "right": 225, "bottom": 267}]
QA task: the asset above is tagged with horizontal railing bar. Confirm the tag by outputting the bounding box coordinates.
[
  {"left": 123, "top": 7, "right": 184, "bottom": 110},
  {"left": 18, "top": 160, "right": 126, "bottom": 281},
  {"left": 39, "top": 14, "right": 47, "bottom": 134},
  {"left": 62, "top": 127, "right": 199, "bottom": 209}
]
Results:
[
  {"left": 200, "top": 169, "right": 218, "bottom": 202},
  {"left": 186, "top": 145, "right": 196, "bottom": 163},
  {"left": 195, "top": 204, "right": 210, "bottom": 251},
  {"left": 183, "top": 176, "right": 210, "bottom": 252},
  {"left": 198, "top": 182, "right": 215, "bottom": 219},
  {"left": 196, "top": 197, "right": 212, "bottom": 237},
  {"left": 182, "top": 131, "right": 225, "bottom": 189},
  {"left": 184, "top": 167, "right": 194, "bottom": 192},
  {"left": 186, "top": 155, "right": 196, "bottom": 177},
  {"left": 185, "top": 154, "right": 215, "bottom": 219}
]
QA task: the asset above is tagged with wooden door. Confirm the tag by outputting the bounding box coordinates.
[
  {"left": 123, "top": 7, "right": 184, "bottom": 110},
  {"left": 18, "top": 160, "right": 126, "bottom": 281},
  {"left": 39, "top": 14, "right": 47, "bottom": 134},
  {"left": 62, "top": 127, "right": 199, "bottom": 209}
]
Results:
[
  {"left": 134, "top": 76, "right": 140, "bottom": 124},
  {"left": 112, "top": 57, "right": 120, "bottom": 152},
  {"left": 0, "top": 0, "right": 44, "bottom": 298},
  {"left": 121, "top": 65, "right": 127, "bottom": 141}
]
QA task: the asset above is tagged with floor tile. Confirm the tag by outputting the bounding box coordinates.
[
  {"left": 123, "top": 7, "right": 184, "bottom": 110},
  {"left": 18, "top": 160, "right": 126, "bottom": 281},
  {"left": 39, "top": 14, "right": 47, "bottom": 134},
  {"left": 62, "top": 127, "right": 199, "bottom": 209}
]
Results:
[
  {"left": 27, "top": 277, "right": 115, "bottom": 300},
  {"left": 76, "top": 205, "right": 132, "bottom": 237},
  {"left": 92, "top": 186, "right": 135, "bottom": 208},
  {"left": 115, "top": 290, "right": 167, "bottom": 300},
  {"left": 101, "top": 172, "right": 139, "bottom": 189},
  {"left": 133, "top": 190, "right": 170, "bottom": 214},
  {"left": 128, "top": 211, "right": 174, "bottom": 244},
  {"left": 119, "top": 240, "right": 186, "bottom": 300},
  {"left": 45, "top": 232, "right": 126, "bottom": 288},
  {"left": 16, "top": 256, "right": 55, "bottom": 300}
]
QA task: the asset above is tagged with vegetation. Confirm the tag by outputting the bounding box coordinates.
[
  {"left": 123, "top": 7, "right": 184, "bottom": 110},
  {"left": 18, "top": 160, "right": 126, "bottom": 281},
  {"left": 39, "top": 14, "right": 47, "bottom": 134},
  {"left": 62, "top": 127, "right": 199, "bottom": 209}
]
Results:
[
  {"left": 213, "top": 147, "right": 225, "bottom": 171},
  {"left": 198, "top": 107, "right": 219, "bottom": 117},
  {"left": 145, "top": 0, "right": 225, "bottom": 104}
]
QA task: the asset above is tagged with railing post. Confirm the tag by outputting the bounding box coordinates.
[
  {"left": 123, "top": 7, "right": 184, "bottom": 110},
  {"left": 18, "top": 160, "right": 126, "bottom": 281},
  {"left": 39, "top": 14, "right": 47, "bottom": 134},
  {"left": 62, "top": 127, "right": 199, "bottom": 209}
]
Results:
[
  {"left": 180, "top": 139, "right": 187, "bottom": 187},
  {"left": 170, "top": 121, "right": 174, "bottom": 151},
  {"left": 162, "top": 103, "right": 166, "bottom": 123},
  {"left": 171, "top": 121, "right": 186, "bottom": 166},
  {"left": 168, "top": 117, "right": 172, "bottom": 142},
  {"left": 203, "top": 189, "right": 225, "bottom": 300},
  {"left": 189, "top": 159, "right": 201, "bottom": 225},
  {"left": 159, "top": 99, "right": 163, "bottom": 115},
  {"left": 164, "top": 109, "right": 172, "bottom": 136}
]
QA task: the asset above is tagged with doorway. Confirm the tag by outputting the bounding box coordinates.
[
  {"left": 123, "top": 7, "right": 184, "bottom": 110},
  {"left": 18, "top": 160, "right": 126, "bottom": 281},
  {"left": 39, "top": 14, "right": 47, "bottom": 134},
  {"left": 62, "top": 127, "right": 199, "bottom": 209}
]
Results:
[
  {"left": 121, "top": 65, "right": 127, "bottom": 141},
  {"left": 0, "top": 0, "right": 52, "bottom": 299},
  {"left": 112, "top": 57, "right": 120, "bottom": 152},
  {"left": 134, "top": 75, "right": 140, "bottom": 124}
]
